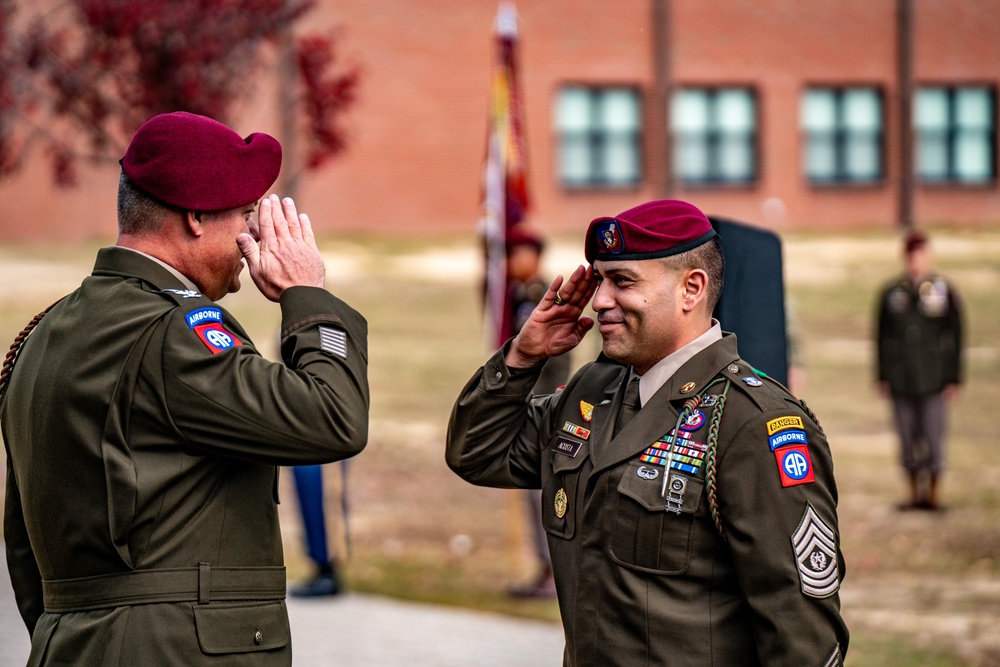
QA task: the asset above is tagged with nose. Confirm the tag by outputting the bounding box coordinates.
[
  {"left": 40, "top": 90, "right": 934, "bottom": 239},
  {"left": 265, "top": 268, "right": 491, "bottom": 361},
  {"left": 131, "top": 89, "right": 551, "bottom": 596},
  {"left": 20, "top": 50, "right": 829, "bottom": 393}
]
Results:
[{"left": 592, "top": 279, "right": 614, "bottom": 312}]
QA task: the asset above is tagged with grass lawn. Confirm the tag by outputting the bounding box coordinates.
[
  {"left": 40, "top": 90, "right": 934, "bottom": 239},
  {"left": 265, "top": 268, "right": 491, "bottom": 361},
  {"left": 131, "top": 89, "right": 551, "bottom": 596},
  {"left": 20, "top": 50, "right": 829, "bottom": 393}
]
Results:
[{"left": 1, "top": 227, "right": 998, "bottom": 665}]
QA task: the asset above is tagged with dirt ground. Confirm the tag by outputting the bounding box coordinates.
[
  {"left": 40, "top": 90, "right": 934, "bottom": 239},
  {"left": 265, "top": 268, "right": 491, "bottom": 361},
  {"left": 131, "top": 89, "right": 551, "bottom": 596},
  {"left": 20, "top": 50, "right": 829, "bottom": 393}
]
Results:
[{"left": 1, "top": 229, "right": 999, "bottom": 664}]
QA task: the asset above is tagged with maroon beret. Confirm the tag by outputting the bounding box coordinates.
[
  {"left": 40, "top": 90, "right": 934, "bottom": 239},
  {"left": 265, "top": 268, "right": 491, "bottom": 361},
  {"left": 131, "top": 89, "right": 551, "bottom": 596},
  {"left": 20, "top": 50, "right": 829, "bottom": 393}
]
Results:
[
  {"left": 506, "top": 224, "right": 545, "bottom": 252},
  {"left": 904, "top": 229, "right": 929, "bottom": 254},
  {"left": 121, "top": 111, "right": 282, "bottom": 211},
  {"left": 585, "top": 199, "right": 717, "bottom": 263}
]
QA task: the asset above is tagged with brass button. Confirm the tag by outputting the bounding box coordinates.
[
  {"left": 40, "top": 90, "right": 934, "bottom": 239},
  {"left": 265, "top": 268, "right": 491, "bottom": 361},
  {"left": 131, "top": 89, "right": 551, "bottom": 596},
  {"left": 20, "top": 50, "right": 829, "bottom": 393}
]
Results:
[{"left": 254, "top": 629, "right": 263, "bottom": 645}]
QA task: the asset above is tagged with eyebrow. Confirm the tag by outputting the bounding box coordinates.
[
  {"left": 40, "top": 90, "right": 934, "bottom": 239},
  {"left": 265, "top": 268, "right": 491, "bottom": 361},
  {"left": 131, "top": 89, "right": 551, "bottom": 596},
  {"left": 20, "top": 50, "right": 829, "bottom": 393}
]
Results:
[{"left": 596, "top": 264, "right": 640, "bottom": 279}]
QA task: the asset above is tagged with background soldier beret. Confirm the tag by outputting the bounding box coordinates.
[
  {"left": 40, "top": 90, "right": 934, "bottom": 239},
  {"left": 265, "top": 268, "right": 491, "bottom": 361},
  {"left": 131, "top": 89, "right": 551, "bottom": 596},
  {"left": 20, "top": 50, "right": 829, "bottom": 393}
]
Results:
[
  {"left": 585, "top": 199, "right": 717, "bottom": 263},
  {"left": 121, "top": 111, "right": 282, "bottom": 211},
  {"left": 904, "top": 229, "right": 929, "bottom": 254},
  {"left": 506, "top": 223, "right": 545, "bottom": 252}
]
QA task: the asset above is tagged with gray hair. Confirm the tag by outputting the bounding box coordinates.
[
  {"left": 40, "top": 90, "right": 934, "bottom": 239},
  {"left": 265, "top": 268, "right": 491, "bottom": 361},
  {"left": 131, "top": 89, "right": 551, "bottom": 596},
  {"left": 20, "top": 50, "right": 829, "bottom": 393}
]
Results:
[{"left": 117, "top": 171, "right": 179, "bottom": 235}]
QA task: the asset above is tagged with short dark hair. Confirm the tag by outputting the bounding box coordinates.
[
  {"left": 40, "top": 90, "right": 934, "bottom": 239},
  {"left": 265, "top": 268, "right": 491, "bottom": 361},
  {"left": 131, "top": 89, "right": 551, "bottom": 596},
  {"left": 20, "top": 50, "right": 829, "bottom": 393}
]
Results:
[
  {"left": 663, "top": 235, "right": 725, "bottom": 311},
  {"left": 117, "top": 171, "right": 179, "bottom": 235}
]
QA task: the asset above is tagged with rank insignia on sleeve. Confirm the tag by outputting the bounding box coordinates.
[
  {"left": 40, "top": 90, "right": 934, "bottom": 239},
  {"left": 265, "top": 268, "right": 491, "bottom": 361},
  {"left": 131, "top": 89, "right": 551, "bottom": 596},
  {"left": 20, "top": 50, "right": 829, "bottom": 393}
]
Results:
[
  {"left": 766, "top": 415, "right": 804, "bottom": 436},
  {"left": 776, "top": 445, "right": 814, "bottom": 487},
  {"left": 186, "top": 308, "right": 242, "bottom": 354},
  {"left": 791, "top": 504, "right": 840, "bottom": 598},
  {"left": 562, "top": 421, "right": 591, "bottom": 440},
  {"left": 579, "top": 400, "right": 594, "bottom": 423},
  {"left": 319, "top": 326, "right": 348, "bottom": 359}
]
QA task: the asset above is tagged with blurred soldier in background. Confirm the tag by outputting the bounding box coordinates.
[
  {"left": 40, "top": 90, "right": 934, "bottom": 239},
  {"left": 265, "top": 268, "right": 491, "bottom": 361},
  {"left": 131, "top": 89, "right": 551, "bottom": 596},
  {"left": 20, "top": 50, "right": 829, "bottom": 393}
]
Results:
[{"left": 876, "top": 230, "right": 964, "bottom": 511}]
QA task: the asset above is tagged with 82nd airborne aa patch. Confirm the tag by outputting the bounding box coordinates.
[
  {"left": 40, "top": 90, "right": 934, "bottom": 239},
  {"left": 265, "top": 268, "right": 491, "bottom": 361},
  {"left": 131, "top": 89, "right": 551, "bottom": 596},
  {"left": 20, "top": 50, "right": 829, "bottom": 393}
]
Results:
[{"left": 186, "top": 307, "right": 242, "bottom": 355}]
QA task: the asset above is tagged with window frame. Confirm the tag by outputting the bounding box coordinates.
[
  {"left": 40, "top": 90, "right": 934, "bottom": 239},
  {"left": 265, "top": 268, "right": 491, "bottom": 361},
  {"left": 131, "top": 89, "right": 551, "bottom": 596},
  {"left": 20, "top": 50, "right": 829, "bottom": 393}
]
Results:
[
  {"left": 800, "top": 85, "right": 885, "bottom": 187},
  {"left": 671, "top": 85, "right": 759, "bottom": 187},
  {"left": 914, "top": 84, "right": 997, "bottom": 187},
  {"left": 553, "top": 83, "right": 644, "bottom": 190}
]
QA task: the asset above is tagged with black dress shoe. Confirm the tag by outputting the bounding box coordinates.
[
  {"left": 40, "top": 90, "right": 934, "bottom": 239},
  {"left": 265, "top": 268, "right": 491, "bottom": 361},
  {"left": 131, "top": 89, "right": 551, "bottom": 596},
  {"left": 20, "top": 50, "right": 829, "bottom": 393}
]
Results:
[{"left": 290, "top": 569, "right": 341, "bottom": 598}]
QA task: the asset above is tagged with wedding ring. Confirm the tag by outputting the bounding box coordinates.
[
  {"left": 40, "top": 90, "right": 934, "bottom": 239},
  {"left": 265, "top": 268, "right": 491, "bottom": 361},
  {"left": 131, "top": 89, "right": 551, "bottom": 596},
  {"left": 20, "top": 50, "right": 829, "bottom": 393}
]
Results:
[{"left": 553, "top": 294, "right": 566, "bottom": 305}]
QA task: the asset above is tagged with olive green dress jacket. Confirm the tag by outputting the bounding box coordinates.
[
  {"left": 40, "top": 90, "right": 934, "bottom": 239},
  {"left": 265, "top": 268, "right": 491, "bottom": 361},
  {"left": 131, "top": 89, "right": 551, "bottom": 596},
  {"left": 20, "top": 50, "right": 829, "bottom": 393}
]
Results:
[
  {"left": 447, "top": 334, "right": 848, "bottom": 666},
  {"left": 3, "top": 247, "right": 369, "bottom": 665}
]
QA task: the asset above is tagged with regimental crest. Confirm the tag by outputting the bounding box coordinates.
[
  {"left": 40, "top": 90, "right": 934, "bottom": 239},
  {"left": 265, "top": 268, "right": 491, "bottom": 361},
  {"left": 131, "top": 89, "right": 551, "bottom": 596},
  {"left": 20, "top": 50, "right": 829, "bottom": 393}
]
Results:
[
  {"left": 595, "top": 220, "right": 624, "bottom": 254},
  {"left": 791, "top": 504, "right": 840, "bottom": 598},
  {"left": 554, "top": 488, "right": 568, "bottom": 518},
  {"left": 579, "top": 400, "right": 594, "bottom": 423}
]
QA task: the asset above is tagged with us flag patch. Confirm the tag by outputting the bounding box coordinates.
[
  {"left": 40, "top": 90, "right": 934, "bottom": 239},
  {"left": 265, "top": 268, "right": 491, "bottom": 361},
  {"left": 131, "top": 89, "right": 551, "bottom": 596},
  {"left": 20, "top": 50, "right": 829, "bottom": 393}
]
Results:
[{"left": 319, "top": 326, "right": 347, "bottom": 359}]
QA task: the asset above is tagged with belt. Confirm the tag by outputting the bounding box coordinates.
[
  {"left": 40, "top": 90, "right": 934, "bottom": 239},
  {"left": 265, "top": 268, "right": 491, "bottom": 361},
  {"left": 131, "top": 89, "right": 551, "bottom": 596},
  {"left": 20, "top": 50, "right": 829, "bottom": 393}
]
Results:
[{"left": 43, "top": 563, "right": 286, "bottom": 612}]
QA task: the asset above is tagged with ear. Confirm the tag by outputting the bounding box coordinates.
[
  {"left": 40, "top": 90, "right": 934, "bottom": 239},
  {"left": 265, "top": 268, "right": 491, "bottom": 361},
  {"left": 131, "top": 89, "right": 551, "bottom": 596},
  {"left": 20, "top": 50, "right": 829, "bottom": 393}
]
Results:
[
  {"left": 184, "top": 211, "right": 205, "bottom": 238},
  {"left": 680, "top": 268, "right": 708, "bottom": 313}
]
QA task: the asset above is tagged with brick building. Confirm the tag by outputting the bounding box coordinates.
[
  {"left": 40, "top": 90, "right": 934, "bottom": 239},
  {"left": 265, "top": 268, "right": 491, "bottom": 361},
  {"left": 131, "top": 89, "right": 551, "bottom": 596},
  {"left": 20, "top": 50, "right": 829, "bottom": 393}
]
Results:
[{"left": 3, "top": 0, "right": 998, "bottom": 240}]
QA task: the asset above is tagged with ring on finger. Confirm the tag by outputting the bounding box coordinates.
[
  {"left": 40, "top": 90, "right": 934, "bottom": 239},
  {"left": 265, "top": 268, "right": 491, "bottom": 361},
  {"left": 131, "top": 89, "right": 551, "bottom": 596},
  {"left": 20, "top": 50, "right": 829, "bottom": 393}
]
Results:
[{"left": 553, "top": 294, "right": 566, "bottom": 306}]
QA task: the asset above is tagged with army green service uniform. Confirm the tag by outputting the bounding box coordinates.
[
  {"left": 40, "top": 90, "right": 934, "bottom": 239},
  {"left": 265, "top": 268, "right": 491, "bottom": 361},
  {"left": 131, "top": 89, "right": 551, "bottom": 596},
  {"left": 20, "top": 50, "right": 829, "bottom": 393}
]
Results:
[
  {"left": 447, "top": 334, "right": 847, "bottom": 666},
  {"left": 3, "top": 247, "right": 369, "bottom": 665}
]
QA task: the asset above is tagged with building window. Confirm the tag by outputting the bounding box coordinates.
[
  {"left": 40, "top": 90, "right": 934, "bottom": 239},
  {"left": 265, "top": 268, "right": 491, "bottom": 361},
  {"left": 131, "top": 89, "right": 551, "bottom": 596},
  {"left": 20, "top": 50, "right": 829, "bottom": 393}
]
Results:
[
  {"left": 800, "top": 87, "right": 883, "bottom": 184},
  {"left": 915, "top": 86, "right": 995, "bottom": 184},
  {"left": 671, "top": 87, "right": 756, "bottom": 185},
  {"left": 554, "top": 86, "right": 641, "bottom": 188}
]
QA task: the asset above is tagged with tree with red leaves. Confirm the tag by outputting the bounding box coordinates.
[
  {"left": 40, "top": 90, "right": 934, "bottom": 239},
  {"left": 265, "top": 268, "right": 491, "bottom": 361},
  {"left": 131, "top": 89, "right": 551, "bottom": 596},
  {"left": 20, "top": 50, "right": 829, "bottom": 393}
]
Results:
[{"left": 0, "top": 0, "right": 358, "bottom": 187}]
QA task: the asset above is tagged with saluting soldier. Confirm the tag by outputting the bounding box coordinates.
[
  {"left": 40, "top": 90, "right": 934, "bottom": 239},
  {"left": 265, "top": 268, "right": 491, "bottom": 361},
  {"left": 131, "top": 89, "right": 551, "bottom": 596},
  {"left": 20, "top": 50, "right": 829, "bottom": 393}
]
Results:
[
  {"left": 1, "top": 112, "right": 369, "bottom": 665},
  {"left": 447, "top": 200, "right": 848, "bottom": 666}
]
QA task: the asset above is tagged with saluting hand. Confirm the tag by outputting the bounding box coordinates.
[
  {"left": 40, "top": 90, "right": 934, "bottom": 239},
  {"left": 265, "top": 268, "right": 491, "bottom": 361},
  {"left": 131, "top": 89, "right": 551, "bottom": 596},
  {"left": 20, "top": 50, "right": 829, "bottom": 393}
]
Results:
[
  {"left": 506, "top": 264, "right": 597, "bottom": 368},
  {"left": 237, "top": 194, "right": 326, "bottom": 302}
]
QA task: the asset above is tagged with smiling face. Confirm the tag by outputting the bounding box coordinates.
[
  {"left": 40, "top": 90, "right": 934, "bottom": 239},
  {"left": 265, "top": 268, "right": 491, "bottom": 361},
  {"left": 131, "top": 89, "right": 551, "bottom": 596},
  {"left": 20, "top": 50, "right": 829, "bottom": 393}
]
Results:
[
  {"left": 592, "top": 258, "right": 688, "bottom": 374},
  {"left": 196, "top": 202, "right": 258, "bottom": 300}
]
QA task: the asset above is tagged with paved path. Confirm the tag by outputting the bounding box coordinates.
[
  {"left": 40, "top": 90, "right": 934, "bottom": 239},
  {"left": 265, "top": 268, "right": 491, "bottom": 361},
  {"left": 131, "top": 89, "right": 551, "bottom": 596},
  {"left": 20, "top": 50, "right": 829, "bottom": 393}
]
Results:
[{"left": 0, "top": 554, "right": 564, "bottom": 666}]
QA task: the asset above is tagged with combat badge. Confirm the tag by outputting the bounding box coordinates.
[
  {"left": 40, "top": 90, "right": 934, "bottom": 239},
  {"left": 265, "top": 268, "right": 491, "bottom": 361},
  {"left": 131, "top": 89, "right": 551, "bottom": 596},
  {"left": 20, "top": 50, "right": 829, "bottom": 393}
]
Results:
[
  {"left": 554, "top": 488, "right": 568, "bottom": 518},
  {"left": 579, "top": 400, "right": 594, "bottom": 423},
  {"left": 791, "top": 504, "right": 840, "bottom": 598},
  {"left": 186, "top": 307, "right": 242, "bottom": 355}
]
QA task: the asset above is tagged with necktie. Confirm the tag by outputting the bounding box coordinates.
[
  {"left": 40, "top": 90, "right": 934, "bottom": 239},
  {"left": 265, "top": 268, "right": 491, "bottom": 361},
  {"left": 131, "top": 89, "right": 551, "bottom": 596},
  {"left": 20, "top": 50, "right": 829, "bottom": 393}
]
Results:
[{"left": 614, "top": 376, "right": 641, "bottom": 436}]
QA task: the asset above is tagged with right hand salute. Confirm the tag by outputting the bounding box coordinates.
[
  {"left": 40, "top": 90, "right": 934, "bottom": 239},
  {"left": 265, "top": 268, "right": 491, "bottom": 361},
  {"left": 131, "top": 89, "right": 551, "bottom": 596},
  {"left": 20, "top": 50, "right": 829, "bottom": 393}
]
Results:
[
  {"left": 506, "top": 264, "right": 597, "bottom": 368},
  {"left": 238, "top": 194, "right": 327, "bottom": 301}
]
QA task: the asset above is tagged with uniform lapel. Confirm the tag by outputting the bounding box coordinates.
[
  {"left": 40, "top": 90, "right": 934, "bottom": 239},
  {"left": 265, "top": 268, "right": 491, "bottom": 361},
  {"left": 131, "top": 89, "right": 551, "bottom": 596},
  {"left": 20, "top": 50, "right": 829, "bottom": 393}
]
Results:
[{"left": 585, "top": 369, "right": 627, "bottom": 466}]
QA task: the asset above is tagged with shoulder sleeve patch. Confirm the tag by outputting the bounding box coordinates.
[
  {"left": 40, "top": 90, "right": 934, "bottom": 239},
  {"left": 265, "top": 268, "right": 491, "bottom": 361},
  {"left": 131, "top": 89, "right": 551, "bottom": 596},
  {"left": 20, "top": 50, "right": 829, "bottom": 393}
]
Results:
[{"left": 186, "top": 307, "right": 242, "bottom": 354}]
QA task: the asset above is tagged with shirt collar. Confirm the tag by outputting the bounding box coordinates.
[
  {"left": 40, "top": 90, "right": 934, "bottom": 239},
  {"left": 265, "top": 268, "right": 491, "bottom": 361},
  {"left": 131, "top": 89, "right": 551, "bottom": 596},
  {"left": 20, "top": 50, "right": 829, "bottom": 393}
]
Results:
[
  {"left": 117, "top": 246, "right": 200, "bottom": 292},
  {"left": 634, "top": 320, "right": 723, "bottom": 406}
]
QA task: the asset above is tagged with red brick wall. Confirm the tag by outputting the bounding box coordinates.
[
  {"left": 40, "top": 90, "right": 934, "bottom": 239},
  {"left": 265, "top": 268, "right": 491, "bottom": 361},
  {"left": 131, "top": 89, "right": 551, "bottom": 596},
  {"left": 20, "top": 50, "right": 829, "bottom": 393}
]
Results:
[{"left": 1, "top": 0, "right": 997, "bottom": 241}]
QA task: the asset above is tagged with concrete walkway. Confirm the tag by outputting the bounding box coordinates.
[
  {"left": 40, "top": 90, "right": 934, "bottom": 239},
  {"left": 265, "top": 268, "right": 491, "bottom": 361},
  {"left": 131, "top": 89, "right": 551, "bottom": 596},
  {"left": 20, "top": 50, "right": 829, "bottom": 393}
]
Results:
[{"left": 0, "top": 556, "right": 564, "bottom": 666}]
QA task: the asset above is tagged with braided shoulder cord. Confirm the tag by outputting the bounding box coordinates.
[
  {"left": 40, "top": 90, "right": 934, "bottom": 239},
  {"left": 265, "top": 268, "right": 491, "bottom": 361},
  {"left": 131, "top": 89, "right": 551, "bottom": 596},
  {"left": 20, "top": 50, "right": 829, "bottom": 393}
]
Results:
[
  {"left": 704, "top": 379, "right": 731, "bottom": 539},
  {"left": 0, "top": 305, "right": 58, "bottom": 408},
  {"left": 665, "top": 377, "right": 729, "bottom": 540}
]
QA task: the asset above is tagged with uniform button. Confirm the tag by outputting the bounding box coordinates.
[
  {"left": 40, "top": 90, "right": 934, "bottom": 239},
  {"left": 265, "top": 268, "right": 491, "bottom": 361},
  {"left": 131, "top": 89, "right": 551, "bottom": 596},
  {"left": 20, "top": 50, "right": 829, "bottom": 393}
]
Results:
[
  {"left": 254, "top": 629, "right": 263, "bottom": 645},
  {"left": 495, "top": 371, "right": 503, "bottom": 381}
]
